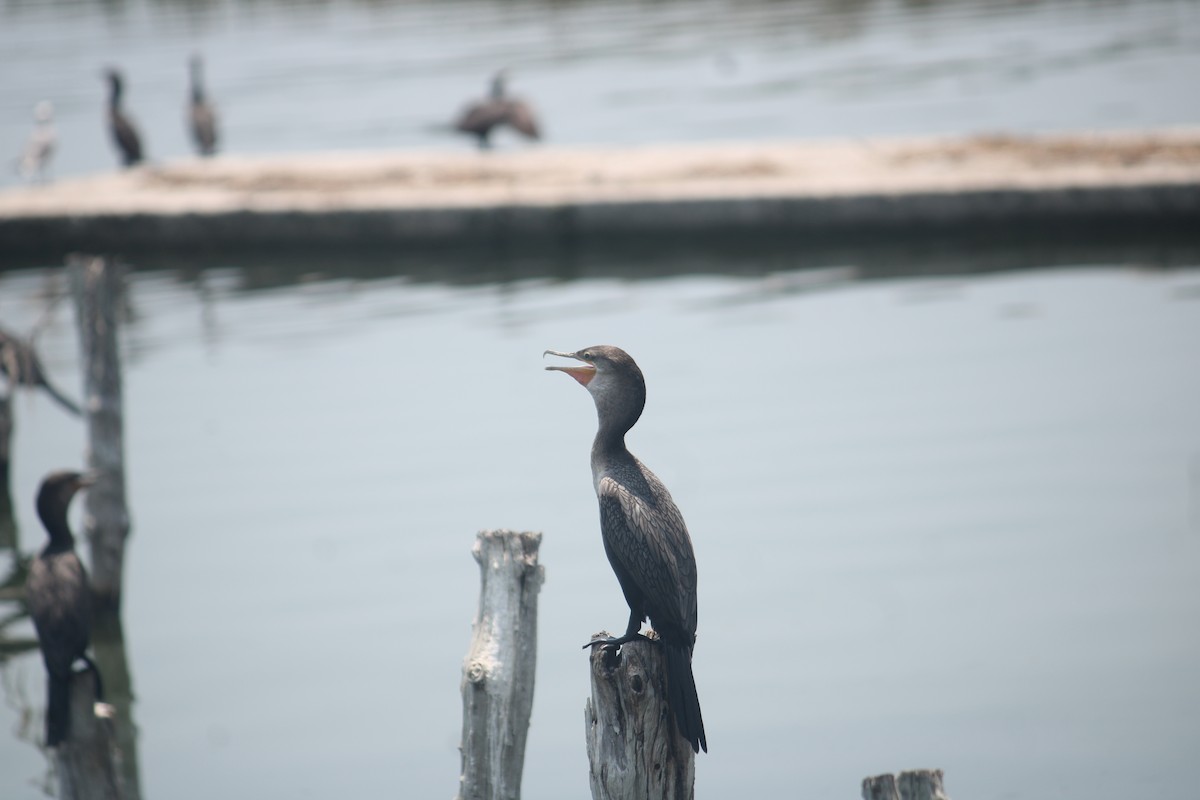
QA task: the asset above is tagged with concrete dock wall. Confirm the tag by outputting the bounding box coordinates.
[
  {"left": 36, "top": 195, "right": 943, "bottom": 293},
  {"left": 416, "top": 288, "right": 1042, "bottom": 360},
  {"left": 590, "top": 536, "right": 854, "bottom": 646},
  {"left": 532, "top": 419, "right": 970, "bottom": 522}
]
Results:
[{"left": 2, "top": 131, "right": 1198, "bottom": 263}]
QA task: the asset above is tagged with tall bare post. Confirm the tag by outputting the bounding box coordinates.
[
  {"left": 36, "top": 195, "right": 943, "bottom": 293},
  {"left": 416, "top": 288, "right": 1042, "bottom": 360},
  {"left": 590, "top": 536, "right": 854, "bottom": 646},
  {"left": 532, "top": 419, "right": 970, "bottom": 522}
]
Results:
[
  {"left": 863, "top": 769, "right": 950, "bottom": 800},
  {"left": 0, "top": 392, "right": 12, "bottom": 511},
  {"left": 70, "top": 256, "right": 131, "bottom": 614},
  {"left": 584, "top": 635, "right": 695, "bottom": 800},
  {"left": 53, "top": 669, "right": 121, "bottom": 800},
  {"left": 456, "top": 530, "right": 544, "bottom": 800}
]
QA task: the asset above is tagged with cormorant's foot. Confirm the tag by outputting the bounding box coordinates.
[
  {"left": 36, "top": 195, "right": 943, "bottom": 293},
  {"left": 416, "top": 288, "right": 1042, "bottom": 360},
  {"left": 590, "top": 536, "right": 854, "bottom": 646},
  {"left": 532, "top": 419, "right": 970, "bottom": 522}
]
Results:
[{"left": 581, "top": 632, "right": 653, "bottom": 650}]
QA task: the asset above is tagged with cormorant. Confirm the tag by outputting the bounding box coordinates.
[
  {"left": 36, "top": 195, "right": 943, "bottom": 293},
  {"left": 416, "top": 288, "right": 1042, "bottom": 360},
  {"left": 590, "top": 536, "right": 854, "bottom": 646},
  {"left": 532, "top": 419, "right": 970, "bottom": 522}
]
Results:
[
  {"left": 104, "top": 68, "right": 143, "bottom": 167},
  {"left": 545, "top": 345, "right": 708, "bottom": 753},
  {"left": 15, "top": 101, "right": 57, "bottom": 183},
  {"left": 188, "top": 55, "right": 219, "bottom": 157},
  {"left": 455, "top": 70, "right": 540, "bottom": 150},
  {"left": 0, "top": 326, "right": 82, "bottom": 416},
  {"left": 25, "top": 470, "right": 101, "bottom": 747}
]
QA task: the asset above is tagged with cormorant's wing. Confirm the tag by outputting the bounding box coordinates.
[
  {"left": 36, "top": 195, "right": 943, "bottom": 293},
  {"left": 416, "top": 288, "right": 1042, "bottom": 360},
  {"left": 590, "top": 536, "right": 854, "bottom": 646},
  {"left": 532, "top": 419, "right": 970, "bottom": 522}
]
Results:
[
  {"left": 191, "top": 102, "right": 218, "bottom": 155},
  {"left": 504, "top": 100, "right": 540, "bottom": 140},
  {"left": 112, "top": 113, "right": 143, "bottom": 164},
  {"left": 598, "top": 471, "right": 698, "bottom": 638},
  {"left": 455, "top": 100, "right": 508, "bottom": 136},
  {"left": 26, "top": 552, "right": 92, "bottom": 675}
]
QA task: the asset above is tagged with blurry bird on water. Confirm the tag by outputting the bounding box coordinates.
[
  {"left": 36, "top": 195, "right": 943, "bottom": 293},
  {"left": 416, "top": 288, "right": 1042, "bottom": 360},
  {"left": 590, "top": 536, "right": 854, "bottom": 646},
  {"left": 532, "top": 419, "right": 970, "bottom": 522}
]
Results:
[
  {"left": 25, "top": 470, "right": 104, "bottom": 747},
  {"left": 103, "top": 67, "right": 143, "bottom": 167},
  {"left": 455, "top": 69, "right": 541, "bottom": 150},
  {"left": 14, "top": 101, "right": 57, "bottom": 183},
  {"left": 188, "top": 55, "right": 219, "bottom": 157}
]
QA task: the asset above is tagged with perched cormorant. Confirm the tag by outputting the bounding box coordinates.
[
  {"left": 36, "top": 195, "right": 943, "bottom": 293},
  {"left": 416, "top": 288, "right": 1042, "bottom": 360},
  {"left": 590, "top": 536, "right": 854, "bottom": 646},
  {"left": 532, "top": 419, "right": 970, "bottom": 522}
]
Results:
[
  {"left": 188, "top": 55, "right": 219, "bottom": 157},
  {"left": 455, "top": 70, "right": 540, "bottom": 150},
  {"left": 0, "top": 326, "right": 82, "bottom": 416},
  {"left": 25, "top": 470, "right": 101, "bottom": 747},
  {"left": 545, "top": 345, "right": 708, "bottom": 753},
  {"left": 104, "top": 68, "right": 143, "bottom": 167},
  {"left": 15, "top": 101, "right": 57, "bottom": 183}
]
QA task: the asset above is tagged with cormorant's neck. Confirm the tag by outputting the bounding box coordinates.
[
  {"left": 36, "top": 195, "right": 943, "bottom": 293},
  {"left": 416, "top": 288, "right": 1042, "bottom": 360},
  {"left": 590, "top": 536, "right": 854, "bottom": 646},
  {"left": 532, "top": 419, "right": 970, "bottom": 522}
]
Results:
[
  {"left": 37, "top": 506, "right": 75, "bottom": 549},
  {"left": 590, "top": 395, "right": 642, "bottom": 463}
]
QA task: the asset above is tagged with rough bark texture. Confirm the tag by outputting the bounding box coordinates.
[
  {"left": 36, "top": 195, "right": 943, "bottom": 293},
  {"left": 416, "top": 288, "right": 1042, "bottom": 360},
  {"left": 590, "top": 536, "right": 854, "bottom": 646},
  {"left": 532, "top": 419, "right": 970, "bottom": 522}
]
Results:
[
  {"left": 52, "top": 667, "right": 121, "bottom": 800},
  {"left": 91, "top": 608, "right": 142, "bottom": 800},
  {"left": 70, "top": 256, "right": 131, "bottom": 613},
  {"left": 584, "top": 634, "right": 695, "bottom": 800},
  {"left": 0, "top": 392, "right": 11, "bottom": 492},
  {"left": 863, "top": 769, "right": 950, "bottom": 800},
  {"left": 456, "top": 529, "right": 544, "bottom": 800}
]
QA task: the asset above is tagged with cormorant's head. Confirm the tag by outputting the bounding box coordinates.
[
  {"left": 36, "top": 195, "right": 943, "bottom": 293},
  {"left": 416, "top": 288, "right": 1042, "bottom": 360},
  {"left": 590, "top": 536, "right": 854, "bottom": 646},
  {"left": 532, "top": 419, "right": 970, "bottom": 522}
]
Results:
[
  {"left": 35, "top": 470, "right": 95, "bottom": 541},
  {"left": 102, "top": 68, "right": 124, "bottom": 100},
  {"left": 544, "top": 345, "right": 647, "bottom": 430},
  {"left": 490, "top": 69, "right": 509, "bottom": 99}
]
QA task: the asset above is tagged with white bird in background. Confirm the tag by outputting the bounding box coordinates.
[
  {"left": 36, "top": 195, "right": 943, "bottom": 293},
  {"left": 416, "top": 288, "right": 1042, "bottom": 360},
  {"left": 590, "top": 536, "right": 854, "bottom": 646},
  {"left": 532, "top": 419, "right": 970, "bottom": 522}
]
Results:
[{"left": 16, "top": 100, "right": 57, "bottom": 183}]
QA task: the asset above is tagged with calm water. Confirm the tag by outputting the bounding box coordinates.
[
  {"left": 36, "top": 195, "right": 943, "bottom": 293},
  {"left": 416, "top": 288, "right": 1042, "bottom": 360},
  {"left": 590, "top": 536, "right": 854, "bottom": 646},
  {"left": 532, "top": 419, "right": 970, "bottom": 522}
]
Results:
[
  {"left": 2, "top": 0, "right": 1200, "bottom": 797},
  {"left": 0, "top": 252, "right": 1198, "bottom": 799},
  {"left": 2, "top": 0, "right": 1200, "bottom": 182}
]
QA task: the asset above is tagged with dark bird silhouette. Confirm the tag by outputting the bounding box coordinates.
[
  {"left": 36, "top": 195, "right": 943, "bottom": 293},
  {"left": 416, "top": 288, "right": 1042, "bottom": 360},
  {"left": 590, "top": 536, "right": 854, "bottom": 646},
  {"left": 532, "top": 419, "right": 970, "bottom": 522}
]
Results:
[
  {"left": 455, "top": 70, "right": 540, "bottom": 150},
  {"left": 104, "top": 68, "right": 143, "bottom": 167},
  {"left": 545, "top": 345, "right": 707, "bottom": 753},
  {"left": 188, "top": 55, "right": 219, "bottom": 157},
  {"left": 25, "top": 470, "right": 101, "bottom": 747},
  {"left": 14, "top": 101, "right": 57, "bottom": 183},
  {"left": 0, "top": 326, "right": 82, "bottom": 416}
]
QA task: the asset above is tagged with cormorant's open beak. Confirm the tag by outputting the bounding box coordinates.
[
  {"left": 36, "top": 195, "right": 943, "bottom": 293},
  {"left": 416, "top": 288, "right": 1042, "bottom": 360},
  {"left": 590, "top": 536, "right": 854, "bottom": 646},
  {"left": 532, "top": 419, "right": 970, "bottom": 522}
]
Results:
[{"left": 543, "top": 349, "right": 596, "bottom": 387}]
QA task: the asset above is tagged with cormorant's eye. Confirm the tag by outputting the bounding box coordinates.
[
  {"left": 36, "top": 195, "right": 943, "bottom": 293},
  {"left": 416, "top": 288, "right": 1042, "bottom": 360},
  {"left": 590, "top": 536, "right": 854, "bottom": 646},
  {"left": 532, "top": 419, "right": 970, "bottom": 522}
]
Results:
[{"left": 582, "top": 352, "right": 592, "bottom": 360}]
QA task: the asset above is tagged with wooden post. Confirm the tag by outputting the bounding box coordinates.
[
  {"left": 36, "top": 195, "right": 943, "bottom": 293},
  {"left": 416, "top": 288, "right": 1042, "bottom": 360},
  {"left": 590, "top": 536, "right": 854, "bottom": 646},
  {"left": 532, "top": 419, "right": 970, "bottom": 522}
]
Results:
[
  {"left": 456, "top": 530, "right": 544, "bottom": 800},
  {"left": 90, "top": 608, "right": 143, "bottom": 800},
  {"left": 584, "top": 634, "right": 695, "bottom": 800},
  {"left": 70, "top": 256, "right": 131, "bottom": 614},
  {"left": 0, "top": 392, "right": 11, "bottom": 518},
  {"left": 52, "top": 668, "right": 122, "bottom": 800},
  {"left": 862, "top": 769, "right": 950, "bottom": 800}
]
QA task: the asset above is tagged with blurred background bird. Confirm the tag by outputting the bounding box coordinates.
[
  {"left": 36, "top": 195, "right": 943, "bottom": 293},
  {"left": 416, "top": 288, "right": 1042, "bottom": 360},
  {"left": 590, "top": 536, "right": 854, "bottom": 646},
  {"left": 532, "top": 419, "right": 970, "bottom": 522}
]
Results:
[
  {"left": 25, "top": 470, "right": 101, "bottom": 748},
  {"left": 454, "top": 69, "right": 540, "bottom": 150},
  {"left": 104, "top": 67, "right": 143, "bottom": 167},
  {"left": 13, "top": 100, "right": 56, "bottom": 183},
  {"left": 188, "top": 55, "right": 219, "bottom": 157}
]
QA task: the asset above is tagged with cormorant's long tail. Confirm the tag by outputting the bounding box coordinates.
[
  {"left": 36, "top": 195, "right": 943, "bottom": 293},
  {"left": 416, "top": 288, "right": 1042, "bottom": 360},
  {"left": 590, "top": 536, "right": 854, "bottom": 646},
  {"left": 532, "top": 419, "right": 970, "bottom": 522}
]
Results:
[
  {"left": 664, "top": 639, "right": 707, "bottom": 753},
  {"left": 45, "top": 672, "right": 70, "bottom": 747}
]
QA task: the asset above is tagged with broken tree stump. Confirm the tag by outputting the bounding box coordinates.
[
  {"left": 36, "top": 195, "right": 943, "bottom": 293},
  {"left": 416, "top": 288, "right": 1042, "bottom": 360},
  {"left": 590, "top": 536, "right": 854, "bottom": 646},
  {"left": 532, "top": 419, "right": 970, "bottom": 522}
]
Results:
[
  {"left": 70, "top": 256, "right": 132, "bottom": 614},
  {"left": 51, "top": 667, "right": 121, "bottom": 800},
  {"left": 863, "top": 769, "right": 950, "bottom": 800},
  {"left": 584, "top": 633, "right": 694, "bottom": 800},
  {"left": 456, "top": 529, "right": 544, "bottom": 800}
]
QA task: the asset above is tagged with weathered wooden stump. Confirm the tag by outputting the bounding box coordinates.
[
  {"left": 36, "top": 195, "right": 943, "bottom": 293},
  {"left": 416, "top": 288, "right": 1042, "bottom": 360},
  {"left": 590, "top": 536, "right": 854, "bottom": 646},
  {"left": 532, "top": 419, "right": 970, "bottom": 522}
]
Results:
[
  {"left": 70, "top": 255, "right": 132, "bottom": 614},
  {"left": 51, "top": 668, "right": 121, "bottom": 800},
  {"left": 863, "top": 769, "right": 950, "bottom": 800},
  {"left": 456, "top": 529, "right": 544, "bottom": 800},
  {"left": 584, "top": 633, "right": 694, "bottom": 800}
]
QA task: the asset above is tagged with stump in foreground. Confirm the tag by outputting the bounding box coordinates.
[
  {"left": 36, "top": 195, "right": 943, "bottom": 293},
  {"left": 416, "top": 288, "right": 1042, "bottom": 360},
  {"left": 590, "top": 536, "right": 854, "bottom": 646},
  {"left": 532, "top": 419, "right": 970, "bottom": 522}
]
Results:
[
  {"left": 70, "top": 255, "right": 132, "bottom": 614},
  {"left": 456, "top": 529, "right": 544, "bottom": 800},
  {"left": 585, "top": 633, "right": 694, "bottom": 800},
  {"left": 863, "top": 769, "right": 950, "bottom": 800},
  {"left": 51, "top": 668, "right": 121, "bottom": 800}
]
